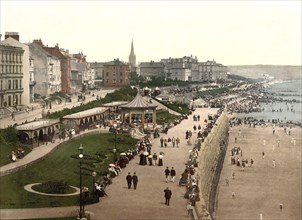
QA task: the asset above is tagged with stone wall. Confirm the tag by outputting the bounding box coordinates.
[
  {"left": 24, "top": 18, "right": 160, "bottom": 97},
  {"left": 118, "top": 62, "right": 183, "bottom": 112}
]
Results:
[{"left": 194, "top": 112, "right": 229, "bottom": 220}]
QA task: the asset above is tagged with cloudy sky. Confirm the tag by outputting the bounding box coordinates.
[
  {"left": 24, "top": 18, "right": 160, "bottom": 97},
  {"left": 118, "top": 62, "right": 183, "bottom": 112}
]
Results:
[{"left": 1, "top": 0, "right": 301, "bottom": 65}]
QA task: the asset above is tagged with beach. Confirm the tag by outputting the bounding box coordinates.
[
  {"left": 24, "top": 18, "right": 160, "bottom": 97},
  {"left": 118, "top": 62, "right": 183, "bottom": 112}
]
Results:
[{"left": 215, "top": 123, "right": 302, "bottom": 219}]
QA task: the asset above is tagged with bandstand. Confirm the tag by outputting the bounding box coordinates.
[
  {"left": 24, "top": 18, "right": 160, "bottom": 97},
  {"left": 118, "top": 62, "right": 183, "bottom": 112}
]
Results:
[{"left": 120, "top": 92, "right": 157, "bottom": 130}]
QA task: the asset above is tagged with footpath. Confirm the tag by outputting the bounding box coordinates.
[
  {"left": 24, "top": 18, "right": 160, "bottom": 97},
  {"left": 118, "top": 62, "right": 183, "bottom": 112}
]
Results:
[
  {"left": 0, "top": 107, "right": 218, "bottom": 220},
  {"left": 0, "top": 89, "right": 114, "bottom": 129}
]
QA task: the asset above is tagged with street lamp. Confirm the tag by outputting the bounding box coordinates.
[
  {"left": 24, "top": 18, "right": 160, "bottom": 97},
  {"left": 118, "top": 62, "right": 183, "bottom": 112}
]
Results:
[
  {"left": 113, "top": 124, "right": 117, "bottom": 162},
  {"left": 92, "top": 171, "right": 97, "bottom": 200},
  {"left": 78, "top": 145, "right": 85, "bottom": 219}
]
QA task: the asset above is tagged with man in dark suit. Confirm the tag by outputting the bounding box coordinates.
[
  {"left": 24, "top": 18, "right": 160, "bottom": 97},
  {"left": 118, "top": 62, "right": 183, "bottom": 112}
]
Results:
[
  {"left": 132, "top": 172, "right": 138, "bottom": 189},
  {"left": 126, "top": 172, "right": 132, "bottom": 189},
  {"left": 164, "top": 187, "right": 172, "bottom": 205}
]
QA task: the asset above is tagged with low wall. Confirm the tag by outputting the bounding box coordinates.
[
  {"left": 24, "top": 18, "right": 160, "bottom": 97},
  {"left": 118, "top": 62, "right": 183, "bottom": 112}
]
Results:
[{"left": 194, "top": 112, "right": 230, "bottom": 220}]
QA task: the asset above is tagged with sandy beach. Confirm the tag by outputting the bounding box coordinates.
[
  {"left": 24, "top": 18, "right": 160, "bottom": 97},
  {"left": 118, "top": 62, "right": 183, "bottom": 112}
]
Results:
[{"left": 215, "top": 123, "right": 302, "bottom": 220}]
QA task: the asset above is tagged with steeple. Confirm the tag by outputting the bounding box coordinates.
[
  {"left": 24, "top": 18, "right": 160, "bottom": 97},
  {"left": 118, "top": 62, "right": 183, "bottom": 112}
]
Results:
[{"left": 129, "top": 39, "right": 136, "bottom": 70}]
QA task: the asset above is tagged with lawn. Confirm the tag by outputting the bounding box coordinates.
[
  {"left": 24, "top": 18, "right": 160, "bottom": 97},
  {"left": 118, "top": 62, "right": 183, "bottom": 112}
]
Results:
[{"left": 0, "top": 133, "right": 138, "bottom": 209}]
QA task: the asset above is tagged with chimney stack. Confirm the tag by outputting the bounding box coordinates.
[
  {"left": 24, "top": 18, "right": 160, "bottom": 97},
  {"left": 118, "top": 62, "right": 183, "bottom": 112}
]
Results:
[
  {"left": 5, "top": 32, "right": 19, "bottom": 41},
  {"left": 33, "top": 39, "right": 44, "bottom": 47}
]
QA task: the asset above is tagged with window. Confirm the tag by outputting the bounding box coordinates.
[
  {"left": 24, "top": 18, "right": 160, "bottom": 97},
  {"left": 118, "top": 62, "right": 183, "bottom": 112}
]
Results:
[
  {"left": 120, "top": 79, "right": 122, "bottom": 83},
  {"left": 106, "top": 72, "right": 109, "bottom": 76},
  {"left": 120, "top": 72, "right": 122, "bottom": 76},
  {"left": 8, "top": 80, "right": 11, "bottom": 89}
]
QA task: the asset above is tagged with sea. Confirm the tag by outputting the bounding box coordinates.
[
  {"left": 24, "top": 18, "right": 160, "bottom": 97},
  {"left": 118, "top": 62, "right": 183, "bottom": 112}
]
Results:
[{"left": 236, "top": 79, "right": 302, "bottom": 125}]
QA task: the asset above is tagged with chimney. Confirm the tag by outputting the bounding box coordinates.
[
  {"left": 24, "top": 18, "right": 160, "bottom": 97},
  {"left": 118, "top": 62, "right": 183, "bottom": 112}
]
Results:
[
  {"left": 33, "top": 39, "right": 44, "bottom": 47},
  {"left": 5, "top": 32, "right": 19, "bottom": 41}
]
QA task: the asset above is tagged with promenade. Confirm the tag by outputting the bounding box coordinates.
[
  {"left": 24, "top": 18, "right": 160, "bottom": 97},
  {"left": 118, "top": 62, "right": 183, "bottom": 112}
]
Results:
[
  {"left": 0, "top": 107, "right": 219, "bottom": 219},
  {"left": 0, "top": 89, "right": 114, "bottom": 129}
]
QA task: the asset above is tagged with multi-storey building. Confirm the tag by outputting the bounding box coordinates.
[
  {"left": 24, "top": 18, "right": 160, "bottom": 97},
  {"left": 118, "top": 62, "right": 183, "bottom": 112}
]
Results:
[
  {"left": 2, "top": 32, "right": 30, "bottom": 106},
  {"left": 71, "top": 58, "right": 85, "bottom": 93},
  {"left": 103, "top": 59, "right": 130, "bottom": 87},
  {"left": 41, "top": 43, "right": 72, "bottom": 94},
  {"left": 0, "top": 42, "right": 24, "bottom": 107},
  {"left": 90, "top": 62, "right": 105, "bottom": 89},
  {"left": 139, "top": 61, "right": 165, "bottom": 81},
  {"left": 199, "top": 60, "right": 228, "bottom": 82},
  {"left": 29, "top": 41, "right": 61, "bottom": 97},
  {"left": 71, "top": 52, "right": 95, "bottom": 92},
  {"left": 162, "top": 55, "right": 199, "bottom": 81}
]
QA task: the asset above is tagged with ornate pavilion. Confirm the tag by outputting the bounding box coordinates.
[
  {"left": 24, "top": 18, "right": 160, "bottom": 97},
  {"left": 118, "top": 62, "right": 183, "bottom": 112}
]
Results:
[{"left": 120, "top": 92, "right": 157, "bottom": 129}]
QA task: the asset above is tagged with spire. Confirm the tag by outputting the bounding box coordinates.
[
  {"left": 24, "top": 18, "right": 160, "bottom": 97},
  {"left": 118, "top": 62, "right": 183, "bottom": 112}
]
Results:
[
  {"left": 131, "top": 39, "right": 134, "bottom": 54},
  {"left": 129, "top": 39, "right": 136, "bottom": 69}
]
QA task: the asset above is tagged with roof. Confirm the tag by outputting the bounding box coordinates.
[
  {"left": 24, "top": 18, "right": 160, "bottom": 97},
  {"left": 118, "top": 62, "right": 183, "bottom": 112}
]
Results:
[
  {"left": 102, "top": 101, "right": 129, "bottom": 107},
  {"left": 16, "top": 119, "right": 60, "bottom": 131},
  {"left": 63, "top": 107, "right": 108, "bottom": 119},
  {"left": 121, "top": 93, "right": 157, "bottom": 109}
]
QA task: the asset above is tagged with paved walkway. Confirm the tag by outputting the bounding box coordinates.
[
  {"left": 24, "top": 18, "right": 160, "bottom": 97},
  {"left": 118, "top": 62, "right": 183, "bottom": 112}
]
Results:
[
  {"left": 0, "top": 89, "right": 114, "bottom": 129},
  {"left": 0, "top": 107, "right": 219, "bottom": 220}
]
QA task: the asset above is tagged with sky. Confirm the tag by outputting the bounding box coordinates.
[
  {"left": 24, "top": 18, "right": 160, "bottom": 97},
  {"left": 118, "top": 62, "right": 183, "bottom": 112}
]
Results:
[{"left": 0, "top": 0, "right": 301, "bottom": 65}]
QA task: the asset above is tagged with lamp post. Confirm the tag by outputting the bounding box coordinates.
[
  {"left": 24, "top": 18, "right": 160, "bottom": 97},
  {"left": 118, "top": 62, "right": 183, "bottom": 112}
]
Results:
[
  {"left": 92, "top": 171, "right": 97, "bottom": 199},
  {"left": 78, "top": 145, "right": 84, "bottom": 219},
  {"left": 113, "top": 124, "right": 117, "bottom": 162}
]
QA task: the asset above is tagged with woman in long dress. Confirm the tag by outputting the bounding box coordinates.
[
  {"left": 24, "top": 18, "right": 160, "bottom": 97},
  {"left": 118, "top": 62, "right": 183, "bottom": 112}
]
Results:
[{"left": 158, "top": 153, "right": 163, "bottom": 166}]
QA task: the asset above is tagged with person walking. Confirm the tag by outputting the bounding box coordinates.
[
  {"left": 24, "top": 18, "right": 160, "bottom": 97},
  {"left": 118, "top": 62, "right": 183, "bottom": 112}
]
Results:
[
  {"left": 176, "top": 137, "right": 180, "bottom": 147},
  {"left": 164, "top": 167, "right": 170, "bottom": 182},
  {"left": 279, "top": 203, "right": 283, "bottom": 211},
  {"left": 170, "top": 167, "right": 176, "bottom": 182},
  {"left": 132, "top": 172, "right": 138, "bottom": 189},
  {"left": 126, "top": 172, "right": 132, "bottom": 189},
  {"left": 158, "top": 153, "right": 164, "bottom": 166},
  {"left": 225, "top": 177, "right": 229, "bottom": 186},
  {"left": 164, "top": 187, "right": 172, "bottom": 206},
  {"left": 160, "top": 137, "right": 164, "bottom": 148},
  {"left": 172, "top": 137, "right": 175, "bottom": 147},
  {"left": 152, "top": 153, "right": 158, "bottom": 165}
]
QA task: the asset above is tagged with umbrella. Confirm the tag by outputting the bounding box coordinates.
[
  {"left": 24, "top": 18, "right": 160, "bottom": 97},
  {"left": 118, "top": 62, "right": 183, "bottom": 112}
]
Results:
[
  {"left": 120, "top": 152, "right": 126, "bottom": 156},
  {"left": 109, "top": 163, "right": 116, "bottom": 167}
]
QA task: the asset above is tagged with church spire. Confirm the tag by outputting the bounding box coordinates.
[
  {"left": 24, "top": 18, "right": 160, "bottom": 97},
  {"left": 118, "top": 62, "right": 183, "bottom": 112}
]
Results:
[{"left": 129, "top": 39, "right": 136, "bottom": 70}]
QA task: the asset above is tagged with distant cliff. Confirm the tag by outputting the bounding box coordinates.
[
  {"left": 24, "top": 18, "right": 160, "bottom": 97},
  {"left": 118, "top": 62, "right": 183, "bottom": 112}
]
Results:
[{"left": 227, "top": 65, "right": 301, "bottom": 80}]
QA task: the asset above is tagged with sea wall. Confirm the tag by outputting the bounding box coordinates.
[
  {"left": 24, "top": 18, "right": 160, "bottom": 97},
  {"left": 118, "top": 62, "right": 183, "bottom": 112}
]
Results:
[{"left": 194, "top": 112, "right": 230, "bottom": 220}]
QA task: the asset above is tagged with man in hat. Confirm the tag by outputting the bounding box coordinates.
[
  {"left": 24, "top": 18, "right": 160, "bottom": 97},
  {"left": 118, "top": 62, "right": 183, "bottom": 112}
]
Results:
[
  {"left": 126, "top": 172, "right": 132, "bottom": 189},
  {"left": 132, "top": 172, "right": 138, "bottom": 189},
  {"left": 170, "top": 167, "right": 176, "bottom": 182},
  {"left": 164, "top": 167, "right": 170, "bottom": 182},
  {"left": 164, "top": 187, "right": 172, "bottom": 205}
]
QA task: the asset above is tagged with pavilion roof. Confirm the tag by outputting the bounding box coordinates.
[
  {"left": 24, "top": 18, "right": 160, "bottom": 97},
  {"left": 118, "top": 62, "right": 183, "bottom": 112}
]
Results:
[
  {"left": 121, "top": 93, "right": 157, "bottom": 109},
  {"left": 16, "top": 119, "right": 60, "bottom": 131},
  {"left": 63, "top": 107, "right": 108, "bottom": 119}
]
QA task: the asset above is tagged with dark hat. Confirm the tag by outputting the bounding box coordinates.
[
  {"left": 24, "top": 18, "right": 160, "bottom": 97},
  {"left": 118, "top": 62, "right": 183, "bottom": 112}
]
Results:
[{"left": 134, "top": 172, "right": 136, "bottom": 174}]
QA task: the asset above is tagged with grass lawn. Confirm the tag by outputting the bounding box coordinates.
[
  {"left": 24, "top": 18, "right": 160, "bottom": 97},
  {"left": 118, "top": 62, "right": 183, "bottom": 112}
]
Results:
[
  {"left": 0, "top": 133, "right": 138, "bottom": 209},
  {"left": 156, "top": 110, "right": 182, "bottom": 125}
]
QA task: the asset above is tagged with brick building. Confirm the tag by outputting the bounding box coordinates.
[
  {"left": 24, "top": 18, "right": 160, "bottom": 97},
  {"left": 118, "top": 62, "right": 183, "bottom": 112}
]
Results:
[{"left": 103, "top": 59, "right": 130, "bottom": 87}]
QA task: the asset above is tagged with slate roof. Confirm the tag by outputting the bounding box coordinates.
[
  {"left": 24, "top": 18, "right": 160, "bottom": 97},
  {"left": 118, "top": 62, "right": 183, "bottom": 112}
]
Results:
[
  {"left": 121, "top": 93, "right": 157, "bottom": 109},
  {"left": 63, "top": 107, "right": 108, "bottom": 119},
  {"left": 16, "top": 119, "right": 60, "bottom": 131}
]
